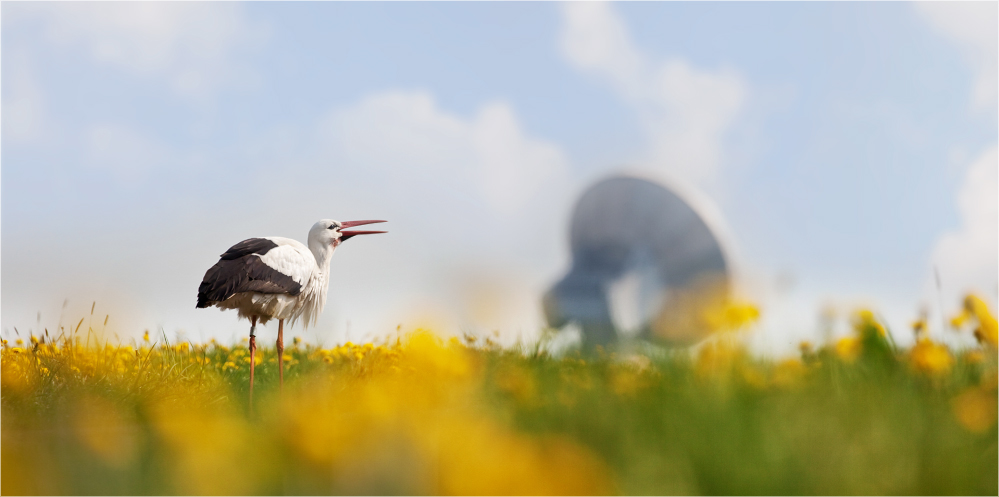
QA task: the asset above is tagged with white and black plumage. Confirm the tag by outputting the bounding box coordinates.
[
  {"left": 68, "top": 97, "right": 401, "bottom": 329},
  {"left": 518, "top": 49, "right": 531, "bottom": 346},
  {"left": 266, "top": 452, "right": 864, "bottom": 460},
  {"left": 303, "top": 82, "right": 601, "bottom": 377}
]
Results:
[{"left": 198, "top": 218, "right": 386, "bottom": 398}]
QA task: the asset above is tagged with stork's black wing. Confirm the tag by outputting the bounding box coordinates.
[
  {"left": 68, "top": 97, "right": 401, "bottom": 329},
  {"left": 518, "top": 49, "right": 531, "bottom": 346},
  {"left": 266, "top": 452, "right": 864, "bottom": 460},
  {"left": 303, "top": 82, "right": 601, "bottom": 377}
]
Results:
[{"left": 196, "top": 238, "right": 303, "bottom": 308}]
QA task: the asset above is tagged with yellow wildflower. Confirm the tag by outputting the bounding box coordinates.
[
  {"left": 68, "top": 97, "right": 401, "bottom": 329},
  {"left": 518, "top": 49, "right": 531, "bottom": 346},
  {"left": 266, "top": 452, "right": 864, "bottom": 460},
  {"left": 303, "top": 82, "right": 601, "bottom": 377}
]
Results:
[
  {"left": 835, "top": 336, "right": 861, "bottom": 362},
  {"left": 148, "top": 392, "right": 265, "bottom": 495},
  {"left": 495, "top": 363, "right": 537, "bottom": 402},
  {"left": 610, "top": 369, "right": 642, "bottom": 396},
  {"left": 772, "top": 358, "right": 807, "bottom": 389},
  {"left": 433, "top": 419, "right": 613, "bottom": 495},
  {"left": 739, "top": 365, "right": 767, "bottom": 389},
  {"left": 852, "top": 309, "right": 885, "bottom": 337},
  {"left": 72, "top": 396, "right": 139, "bottom": 469},
  {"left": 695, "top": 340, "right": 745, "bottom": 378},
  {"left": 950, "top": 311, "right": 969, "bottom": 329},
  {"left": 909, "top": 339, "right": 954, "bottom": 376},
  {"left": 703, "top": 300, "right": 761, "bottom": 332},
  {"left": 951, "top": 387, "right": 998, "bottom": 433},
  {"left": 964, "top": 294, "right": 998, "bottom": 348}
]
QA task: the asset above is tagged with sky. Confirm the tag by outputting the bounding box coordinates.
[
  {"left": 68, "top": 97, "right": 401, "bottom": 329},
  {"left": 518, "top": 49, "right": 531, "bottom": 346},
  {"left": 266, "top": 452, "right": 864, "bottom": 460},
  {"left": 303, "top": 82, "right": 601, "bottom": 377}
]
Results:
[{"left": 2, "top": 1, "right": 996, "bottom": 356}]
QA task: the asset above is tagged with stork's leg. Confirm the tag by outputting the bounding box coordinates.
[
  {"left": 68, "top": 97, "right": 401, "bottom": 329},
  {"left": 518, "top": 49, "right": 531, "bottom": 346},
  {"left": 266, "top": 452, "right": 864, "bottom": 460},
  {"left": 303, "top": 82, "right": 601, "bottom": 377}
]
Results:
[
  {"left": 249, "top": 315, "right": 258, "bottom": 410},
  {"left": 276, "top": 319, "right": 285, "bottom": 391}
]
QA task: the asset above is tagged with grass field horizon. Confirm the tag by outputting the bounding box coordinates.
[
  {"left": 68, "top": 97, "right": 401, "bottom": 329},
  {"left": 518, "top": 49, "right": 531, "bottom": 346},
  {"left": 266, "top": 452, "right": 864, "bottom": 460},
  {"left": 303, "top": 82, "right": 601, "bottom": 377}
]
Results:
[{"left": 2, "top": 294, "right": 997, "bottom": 495}]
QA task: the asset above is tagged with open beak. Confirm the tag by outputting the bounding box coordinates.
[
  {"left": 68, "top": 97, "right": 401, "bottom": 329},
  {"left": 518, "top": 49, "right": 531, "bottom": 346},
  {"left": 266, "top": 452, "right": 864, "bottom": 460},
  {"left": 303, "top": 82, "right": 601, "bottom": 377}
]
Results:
[{"left": 339, "top": 219, "right": 387, "bottom": 241}]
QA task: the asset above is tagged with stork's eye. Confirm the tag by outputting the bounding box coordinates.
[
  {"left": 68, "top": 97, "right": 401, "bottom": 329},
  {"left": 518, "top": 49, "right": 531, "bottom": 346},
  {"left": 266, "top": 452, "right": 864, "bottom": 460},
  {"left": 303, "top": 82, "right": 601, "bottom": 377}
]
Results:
[{"left": 328, "top": 225, "right": 336, "bottom": 230}]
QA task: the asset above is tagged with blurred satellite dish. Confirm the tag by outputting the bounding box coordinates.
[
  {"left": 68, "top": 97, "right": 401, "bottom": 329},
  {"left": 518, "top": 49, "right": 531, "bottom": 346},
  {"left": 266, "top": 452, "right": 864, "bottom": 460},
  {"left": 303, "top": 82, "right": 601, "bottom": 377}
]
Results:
[{"left": 543, "top": 175, "right": 730, "bottom": 349}]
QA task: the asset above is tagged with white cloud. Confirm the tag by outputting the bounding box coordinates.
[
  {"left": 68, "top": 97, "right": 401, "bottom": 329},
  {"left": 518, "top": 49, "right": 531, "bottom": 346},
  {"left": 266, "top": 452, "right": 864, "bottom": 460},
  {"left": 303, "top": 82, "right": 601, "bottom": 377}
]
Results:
[
  {"left": 560, "top": 2, "right": 746, "bottom": 188},
  {"left": 930, "top": 145, "right": 999, "bottom": 306},
  {"left": 560, "top": 1, "right": 645, "bottom": 96},
  {"left": 319, "top": 91, "right": 569, "bottom": 217},
  {"left": 303, "top": 91, "right": 572, "bottom": 340},
  {"left": 916, "top": 3, "right": 997, "bottom": 313},
  {"left": 915, "top": 2, "right": 998, "bottom": 111},
  {"left": 9, "top": 2, "right": 263, "bottom": 98}
]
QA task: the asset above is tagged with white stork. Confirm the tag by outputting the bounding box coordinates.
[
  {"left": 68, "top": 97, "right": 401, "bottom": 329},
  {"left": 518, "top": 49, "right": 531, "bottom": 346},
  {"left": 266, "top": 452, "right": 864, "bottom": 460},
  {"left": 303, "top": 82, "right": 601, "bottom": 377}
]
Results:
[{"left": 197, "top": 219, "right": 386, "bottom": 400}]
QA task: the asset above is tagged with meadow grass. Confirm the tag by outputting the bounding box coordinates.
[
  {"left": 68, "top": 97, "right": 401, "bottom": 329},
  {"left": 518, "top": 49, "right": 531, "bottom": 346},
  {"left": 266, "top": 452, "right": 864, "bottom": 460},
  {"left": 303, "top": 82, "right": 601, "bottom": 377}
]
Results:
[{"left": 2, "top": 300, "right": 996, "bottom": 495}]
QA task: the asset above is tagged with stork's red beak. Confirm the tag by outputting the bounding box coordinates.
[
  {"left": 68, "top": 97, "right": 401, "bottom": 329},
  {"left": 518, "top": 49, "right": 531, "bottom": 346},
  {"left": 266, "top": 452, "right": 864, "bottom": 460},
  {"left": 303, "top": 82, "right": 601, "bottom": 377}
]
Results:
[{"left": 339, "top": 219, "right": 387, "bottom": 241}]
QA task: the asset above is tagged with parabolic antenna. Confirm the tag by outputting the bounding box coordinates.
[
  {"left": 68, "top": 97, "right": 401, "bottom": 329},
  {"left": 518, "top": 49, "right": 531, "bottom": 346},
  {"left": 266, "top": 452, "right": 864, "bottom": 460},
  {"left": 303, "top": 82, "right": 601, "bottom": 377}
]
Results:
[{"left": 543, "top": 175, "right": 730, "bottom": 349}]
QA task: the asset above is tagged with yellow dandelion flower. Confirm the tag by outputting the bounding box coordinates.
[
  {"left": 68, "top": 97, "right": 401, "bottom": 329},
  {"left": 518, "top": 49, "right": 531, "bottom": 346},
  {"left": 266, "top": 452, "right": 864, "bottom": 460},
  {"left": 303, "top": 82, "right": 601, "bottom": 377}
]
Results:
[
  {"left": 835, "top": 336, "right": 861, "bottom": 362},
  {"left": 72, "top": 396, "right": 139, "bottom": 469},
  {"left": 951, "top": 387, "right": 998, "bottom": 433},
  {"left": 852, "top": 309, "right": 885, "bottom": 337},
  {"left": 739, "top": 365, "right": 768, "bottom": 389},
  {"left": 495, "top": 363, "right": 538, "bottom": 402},
  {"left": 964, "top": 294, "right": 998, "bottom": 348},
  {"left": 909, "top": 339, "right": 954, "bottom": 376},
  {"left": 695, "top": 340, "right": 744, "bottom": 378},
  {"left": 702, "top": 300, "right": 761, "bottom": 332},
  {"left": 772, "top": 358, "right": 807, "bottom": 389},
  {"left": 950, "top": 310, "right": 969, "bottom": 329},
  {"left": 142, "top": 330, "right": 150, "bottom": 342}
]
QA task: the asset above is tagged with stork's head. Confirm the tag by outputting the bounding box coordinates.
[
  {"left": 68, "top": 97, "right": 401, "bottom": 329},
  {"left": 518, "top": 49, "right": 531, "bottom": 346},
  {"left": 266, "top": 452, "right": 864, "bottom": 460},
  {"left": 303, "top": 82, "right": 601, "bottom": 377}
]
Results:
[{"left": 310, "top": 219, "right": 387, "bottom": 248}]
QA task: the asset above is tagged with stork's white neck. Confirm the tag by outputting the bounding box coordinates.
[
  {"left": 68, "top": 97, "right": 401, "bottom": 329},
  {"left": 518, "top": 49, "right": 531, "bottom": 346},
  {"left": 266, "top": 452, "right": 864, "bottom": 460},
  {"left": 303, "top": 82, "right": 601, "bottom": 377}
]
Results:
[{"left": 308, "top": 239, "right": 336, "bottom": 271}]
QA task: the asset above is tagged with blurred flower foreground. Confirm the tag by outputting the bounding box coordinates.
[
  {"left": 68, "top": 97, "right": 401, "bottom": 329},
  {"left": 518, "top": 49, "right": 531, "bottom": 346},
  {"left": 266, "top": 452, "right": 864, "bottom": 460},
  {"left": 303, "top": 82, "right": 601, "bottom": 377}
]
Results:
[{"left": 2, "top": 295, "right": 997, "bottom": 495}]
